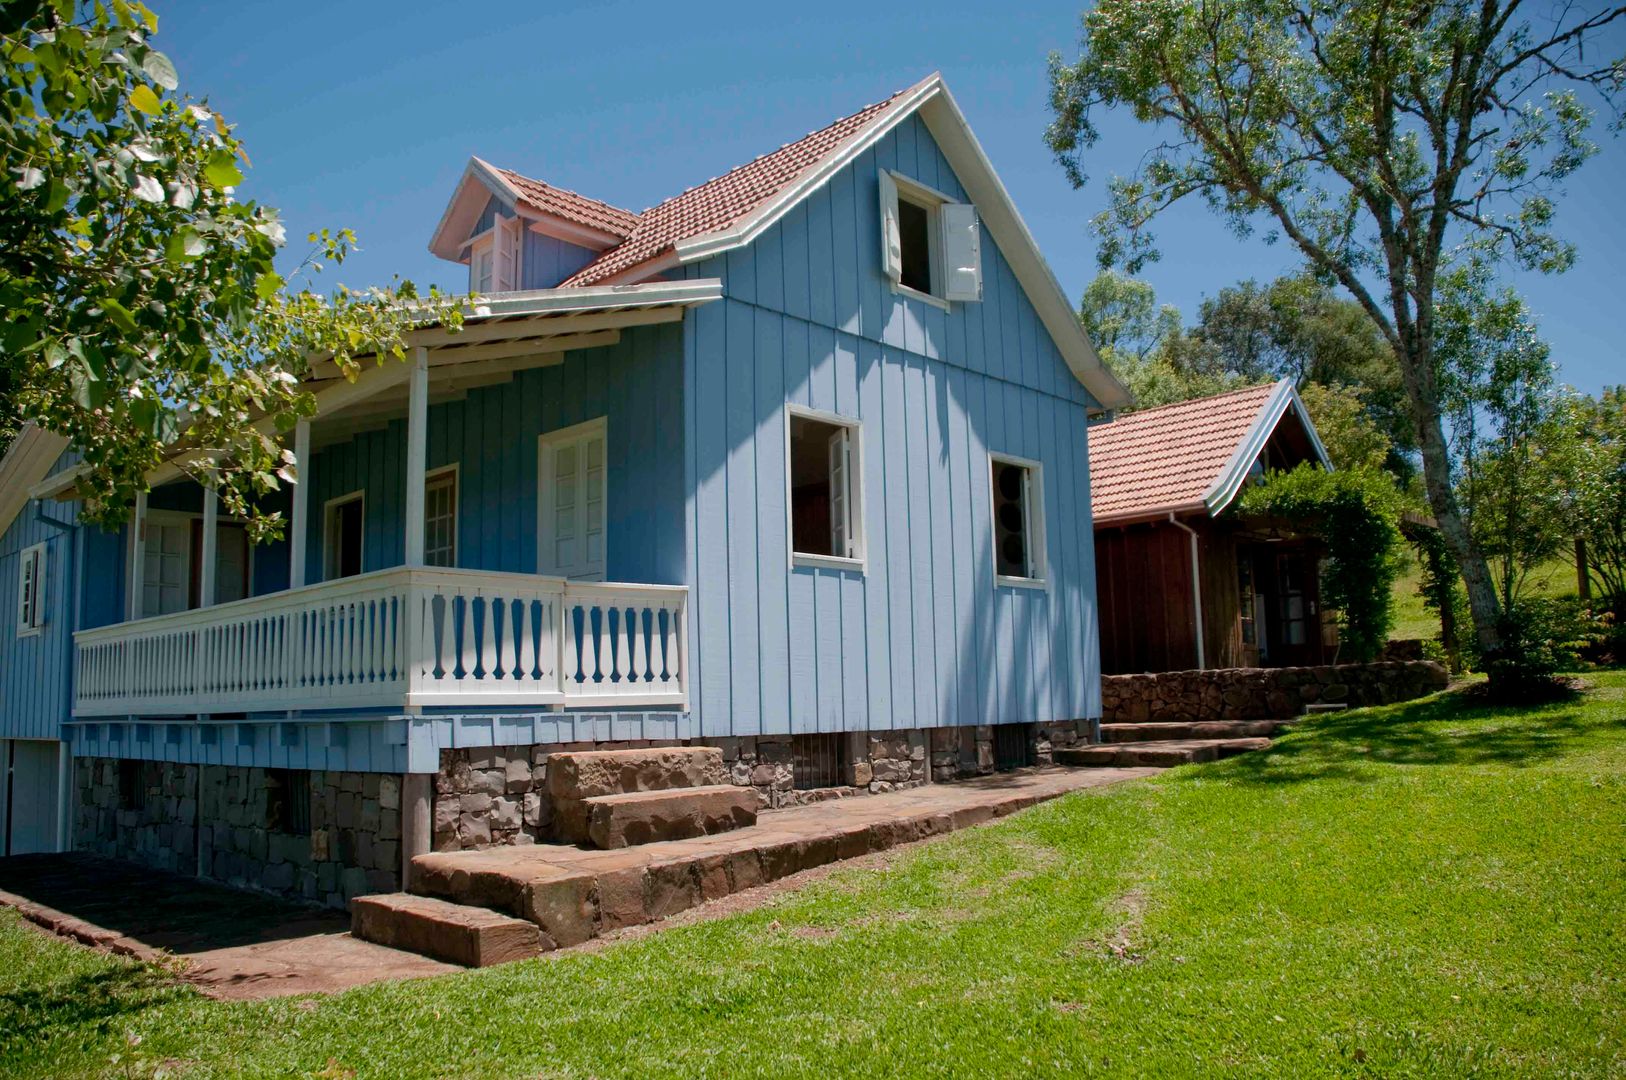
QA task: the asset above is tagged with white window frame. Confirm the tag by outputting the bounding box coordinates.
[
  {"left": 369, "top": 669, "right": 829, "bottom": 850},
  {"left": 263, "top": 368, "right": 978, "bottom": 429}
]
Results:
[
  {"left": 989, "top": 452, "right": 1047, "bottom": 589},
  {"left": 322, "top": 490, "right": 366, "bottom": 581},
  {"left": 424, "top": 464, "right": 459, "bottom": 568},
  {"left": 537, "top": 417, "right": 608, "bottom": 581},
  {"left": 880, "top": 170, "right": 981, "bottom": 311},
  {"left": 785, "top": 404, "right": 866, "bottom": 572},
  {"left": 468, "top": 233, "right": 495, "bottom": 295},
  {"left": 16, "top": 542, "right": 46, "bottom": 637}
]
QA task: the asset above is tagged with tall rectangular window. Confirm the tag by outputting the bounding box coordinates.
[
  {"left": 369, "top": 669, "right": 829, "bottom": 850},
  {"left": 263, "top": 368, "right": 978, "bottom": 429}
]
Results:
[
  {"left": 324, "top": 492, "right": 364, "bottom": 580},
  {"left": 16, "top": 542, "right": 45, "bottom": 636},
  {"left": 425, "top": 466, "right": 458, "bottom": 568},
  {"left": 470, "top": 243, "right": 493, "bottom": 294},
  {"left": 991, "top": 455, "right": 1045, "bottom": 583},
  {"left": 538, "top": 418, "right": 607, "bottom": 580},
  {"left": 788, "top": 409, "right": 862, "bottom": 565}
]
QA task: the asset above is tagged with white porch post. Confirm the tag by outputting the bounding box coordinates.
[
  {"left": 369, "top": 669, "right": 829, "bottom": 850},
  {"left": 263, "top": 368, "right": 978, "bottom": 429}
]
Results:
[
  {"left": 289, "top": 419, "right": 311, "bottom": 588},
  {"left": 125, "top": 490, "right": 147, "bottom": 621},
  {"left": 403, "top": 345, "right": 429, "bottom": 568},
  {"left": 199, "top": 484, "right": 218, "bottom": 607}
]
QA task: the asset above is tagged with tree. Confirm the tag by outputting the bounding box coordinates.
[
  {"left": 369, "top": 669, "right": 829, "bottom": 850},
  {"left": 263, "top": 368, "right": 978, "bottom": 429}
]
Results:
[
  {"left": 1298, "top": 381, "right": 1393, "bottom": 473},
  {"left": 1569, "top": 387, "right": 1626, "bottom": 610},
  {"left": 1078, "top": 269, "right": 1182, "bottom": 365},
  {"left": 1, "top": 0, "right": 454, "bottom": 540},
  {"left": 1045, "top": 0, "right": 1625, "bottom": 675}
]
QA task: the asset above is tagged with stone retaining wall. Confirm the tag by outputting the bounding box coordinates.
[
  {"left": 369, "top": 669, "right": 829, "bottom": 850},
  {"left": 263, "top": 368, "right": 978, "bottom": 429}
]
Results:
[{"left": 1101, "top": 661, "right": 1449, "bottom": 724}]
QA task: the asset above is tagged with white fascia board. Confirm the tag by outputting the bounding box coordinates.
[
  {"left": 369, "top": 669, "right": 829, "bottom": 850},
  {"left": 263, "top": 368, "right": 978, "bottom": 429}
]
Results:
[
  {"left": 1202, "top": 379, "right": 1334, "bottom": 517},
  {"left": 427, "top": 157, "right": 523, "bottom": 262},
  {"left": 665, "top": 74, "right": 1131, "bottom": 412},
  {"left": 0, "top": 426, "right": 71, "bottom": 531},
  {"left": 457, "top": 279, "right": 722, "bottom": 320}
]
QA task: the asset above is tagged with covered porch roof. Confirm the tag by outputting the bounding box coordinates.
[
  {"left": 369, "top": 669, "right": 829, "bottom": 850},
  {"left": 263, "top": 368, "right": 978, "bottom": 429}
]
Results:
[{"left": 31, "top": 279, "right": 721, "bottom": 500}]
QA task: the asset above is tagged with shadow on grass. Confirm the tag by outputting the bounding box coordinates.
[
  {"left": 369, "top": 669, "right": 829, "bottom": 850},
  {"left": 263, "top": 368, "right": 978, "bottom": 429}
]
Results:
[
  {"left": 0, "top": 962, "right": 184, "bottom": 1052},
  {"left": 1188, "top": 684, "right": 1621, "bottom": 787}
]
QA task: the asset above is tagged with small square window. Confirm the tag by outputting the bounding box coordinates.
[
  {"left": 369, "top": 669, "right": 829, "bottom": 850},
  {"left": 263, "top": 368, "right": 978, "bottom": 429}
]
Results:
[
  {"left": 991, "top": 456, "right": 1045, "bottom": 583},
  {"left": 266, "top": 768, "right": 312, "bottom": 837},
  {"left": 788, "top": 411, "right": 862, "bottom": 564}
]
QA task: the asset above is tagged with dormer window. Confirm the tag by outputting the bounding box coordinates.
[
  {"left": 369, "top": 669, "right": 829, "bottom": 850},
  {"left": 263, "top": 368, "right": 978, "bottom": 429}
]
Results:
[
  {"left": 879, "top": 170, "right": 982, "bottom": 306},
  {"left": 466, "top": 214, "right": 520, "bottom": 295},
  {"left": 470, "top": 242, "right": 494, "bottom": 294}
]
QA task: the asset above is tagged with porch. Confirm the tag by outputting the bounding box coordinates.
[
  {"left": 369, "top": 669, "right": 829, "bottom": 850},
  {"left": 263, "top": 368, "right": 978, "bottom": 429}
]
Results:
[{"left": 41, "top": 282, "right": 719, "bottom": 721}]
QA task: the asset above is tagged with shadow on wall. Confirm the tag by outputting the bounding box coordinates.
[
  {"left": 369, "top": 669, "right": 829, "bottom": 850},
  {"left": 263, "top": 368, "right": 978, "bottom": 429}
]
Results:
[{"left": 1181, "top": 684, "right": 1616, "bottom": 788}]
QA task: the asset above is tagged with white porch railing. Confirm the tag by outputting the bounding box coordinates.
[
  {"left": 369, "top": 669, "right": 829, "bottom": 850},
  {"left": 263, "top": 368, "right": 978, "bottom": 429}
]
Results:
[{"left": 72, "top": 567, "right": 688, "bottom": 717}]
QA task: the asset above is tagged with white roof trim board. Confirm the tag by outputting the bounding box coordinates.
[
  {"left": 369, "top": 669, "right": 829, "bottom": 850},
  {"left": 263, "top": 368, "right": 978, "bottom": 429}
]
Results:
[
  {"left": 0, "top": 425, "right": 72, "bottom": 541},
  {"left": 1202, "top": 378, "right": 1334, "bottom": 516},
  {"left": 667, "top": 74, "right": 1131, "bottom": 412}
]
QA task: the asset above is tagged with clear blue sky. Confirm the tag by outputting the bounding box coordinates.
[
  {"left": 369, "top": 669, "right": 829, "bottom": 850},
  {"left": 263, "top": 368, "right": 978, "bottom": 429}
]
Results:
[{"left": 155, "top": 0, "right": 1623, "bottom": 392}]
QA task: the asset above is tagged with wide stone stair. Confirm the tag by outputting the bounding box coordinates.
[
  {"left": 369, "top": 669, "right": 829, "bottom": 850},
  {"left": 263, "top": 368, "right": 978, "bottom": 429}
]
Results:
[
  {"left": 352, "top": 747, "right": 758, "bottom": 967},
  {"left": 1054, "top": 719, "right": 1290, "bottom": 768}
]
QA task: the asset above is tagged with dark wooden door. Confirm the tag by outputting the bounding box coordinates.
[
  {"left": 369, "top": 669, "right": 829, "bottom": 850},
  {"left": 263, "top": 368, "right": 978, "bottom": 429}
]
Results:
[{"left": 1271, "top": 550, "right": 1320, "bottom": 667}]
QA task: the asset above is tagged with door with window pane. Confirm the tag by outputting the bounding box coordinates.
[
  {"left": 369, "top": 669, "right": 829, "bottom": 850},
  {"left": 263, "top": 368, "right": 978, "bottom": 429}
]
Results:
[
  {"left": 538, "top": 420, "right": 606, "bottom": 580},
  {"left": 142, "top": 520, "right": 191, "bottom": 616}
]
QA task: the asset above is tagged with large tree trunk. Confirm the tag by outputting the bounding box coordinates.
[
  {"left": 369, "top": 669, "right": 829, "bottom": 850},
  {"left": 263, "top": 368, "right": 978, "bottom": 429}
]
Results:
[{"left": 1394, "top": 335, "right": 1505, "bottom": 659}]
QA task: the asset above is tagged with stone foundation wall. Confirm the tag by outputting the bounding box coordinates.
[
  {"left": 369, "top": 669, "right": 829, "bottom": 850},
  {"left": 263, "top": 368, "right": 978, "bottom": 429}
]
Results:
[
  {"left": 76, "top": 759, "right": 197, "bottom": 874},
  {"left": 435, "top": 720, "right": 1099, "bottom": 849},
  {"left": 74, "top": 759, "right": 399, "bottom": 909},
  {"left": 1101, "top": 661, "right": 1449, "bottom": 724}
]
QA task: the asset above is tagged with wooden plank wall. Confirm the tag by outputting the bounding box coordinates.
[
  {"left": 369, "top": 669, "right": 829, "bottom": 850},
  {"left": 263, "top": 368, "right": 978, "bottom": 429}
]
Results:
[{"left": 679, "top": 112, "right": 1103, "bottom": 737}]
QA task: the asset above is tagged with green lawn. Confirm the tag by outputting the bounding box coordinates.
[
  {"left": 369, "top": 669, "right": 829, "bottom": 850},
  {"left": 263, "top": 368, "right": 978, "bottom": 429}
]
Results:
[
  {"left": 4, "top": 676, "right": 1624, "bottom": 1079},
  {"left": 1388, "top": 551, "right": 1585, "bottom": 644}
]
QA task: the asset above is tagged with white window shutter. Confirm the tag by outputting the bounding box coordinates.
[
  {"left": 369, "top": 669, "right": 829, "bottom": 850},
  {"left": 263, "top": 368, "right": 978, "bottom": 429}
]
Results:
[
  {"left": 17, "top": 548, "right": 34, "bottom": 630},
  {"left": 878, "top": 171, "right": 902, "bottom": 284},
  {"left": 32, "top": 547, "right": 44, "bottom": 627},
  {"left": 827, "top": 428, "right": 850, "bottom": 558},
  {"left": 940, "top": 203, "right": 982, "bottom": 302},
  {"left": 494, "top": 215, "right": 520, "bottom": 293}
]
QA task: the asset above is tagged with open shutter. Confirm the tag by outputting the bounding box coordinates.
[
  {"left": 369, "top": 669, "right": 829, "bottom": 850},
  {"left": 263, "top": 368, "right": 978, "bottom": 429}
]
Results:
[
  {"left": 878, "top": 171, "right": 902, "bottom": 284},
  {"left": 493, "top": 215, "right": 520, "bottom": 293},
  {"left": 17, "top": 547, "right": 35, "bottom": 630},
  {"left": 940, "top": 203, "right": 982, "bottom": 302},
  {"left": 827, "top": 428, "right": 851, "bottom": 558},
  {"left": 32, "top": 547, "right": 45, "bottom": 628}
]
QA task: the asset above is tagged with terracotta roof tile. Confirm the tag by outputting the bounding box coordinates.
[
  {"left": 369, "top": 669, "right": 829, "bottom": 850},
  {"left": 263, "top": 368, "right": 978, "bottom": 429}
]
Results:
[
  {"left": 556, "top": 82, "right": 918, "bottom": 286},
  {"left": 494, "top": 168, "right": 642, "bottom": 240},
  {"left": 1087, "top": 382, "right": 1279, "bottom": 523}
]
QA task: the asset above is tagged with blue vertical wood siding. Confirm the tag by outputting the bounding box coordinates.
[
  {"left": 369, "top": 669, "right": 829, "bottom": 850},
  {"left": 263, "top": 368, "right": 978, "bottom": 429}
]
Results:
[
  {"left": 302, "top": 322, "right": 685, "bottom": 585},
  {"left": 680, "top": 112, "right": 1102, "bottom": 738}
]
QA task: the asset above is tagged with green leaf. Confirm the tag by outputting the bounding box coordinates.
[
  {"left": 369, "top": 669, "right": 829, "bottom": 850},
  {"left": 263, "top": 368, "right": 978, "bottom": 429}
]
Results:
[
  {"left": 164, "top": 227, "right": 206, "bottom": 263},
  {"left": 131, "top": 174, "right": 164, "bottom": 202},
  {"left": 129, "top": 83, "right": 161, "bottom": 115},
  {"left": 141, "top": 49, "right": 178, "bottom": 91},
  {"left": 202, "top": 150, "right": 243, "bottom": 189},
  {"left": 44, "top": 179, "right": 69, "bottom": 214},
  {"left": 254, "top": 272, "right": 283, "bottom": 300},
  {"left": 100, "top": 298, "right": 138, "bottom": 333}
]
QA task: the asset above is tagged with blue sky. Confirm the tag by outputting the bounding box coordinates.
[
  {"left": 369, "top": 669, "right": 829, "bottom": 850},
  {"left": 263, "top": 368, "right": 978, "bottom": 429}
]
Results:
[{"left": 156, "top": 0, "right": 1622, "bottom": 392}]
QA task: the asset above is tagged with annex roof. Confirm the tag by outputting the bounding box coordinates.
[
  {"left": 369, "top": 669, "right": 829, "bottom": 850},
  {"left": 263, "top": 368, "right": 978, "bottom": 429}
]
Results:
[
  {"left": 438, "top": 74, "right": 1132, "bottom": 411},
  {"left": 0, "top": 424, "right": 71, "bottom": 540},
  {"left": 1086, "top": 379, "right": 1331, "bottom": 526}
]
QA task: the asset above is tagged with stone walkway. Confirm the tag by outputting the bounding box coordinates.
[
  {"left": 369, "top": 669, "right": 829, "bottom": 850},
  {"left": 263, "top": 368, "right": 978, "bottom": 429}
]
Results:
[
  {"left": 0, "top": 853, "right": 455, "bottom": 999},
  {"left": 399, "top": 765, "right": 1157, "bottom": 958}
]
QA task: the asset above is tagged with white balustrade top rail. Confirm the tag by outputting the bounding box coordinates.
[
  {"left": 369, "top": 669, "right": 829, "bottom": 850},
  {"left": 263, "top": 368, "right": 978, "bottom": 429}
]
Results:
[{"left": 73, "top": 567, "right": 688, "bottom": 717}]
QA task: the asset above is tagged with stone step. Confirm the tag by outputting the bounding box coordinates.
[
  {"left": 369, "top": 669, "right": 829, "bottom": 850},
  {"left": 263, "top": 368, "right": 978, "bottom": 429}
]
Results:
[
  {"left": 351, "top": 893, "right": 545, "bottom": 968},
  {"left": 582, "top": 785, "right": 758, "bottom": 849},
  {"left": 548, "top": 746, "right": 728, "bottom": 801},
  {"left": 1055, "top": 737, "right": 1272, "bottom": 768},
  {"left": 1099, "top": 720, "right": 1284, "bottom": 743}
]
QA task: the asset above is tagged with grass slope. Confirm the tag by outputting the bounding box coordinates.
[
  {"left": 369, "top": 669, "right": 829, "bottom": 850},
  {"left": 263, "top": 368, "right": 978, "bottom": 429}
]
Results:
[{"left": 3, "top": 675, "right": 1623, "bottom": 1078}]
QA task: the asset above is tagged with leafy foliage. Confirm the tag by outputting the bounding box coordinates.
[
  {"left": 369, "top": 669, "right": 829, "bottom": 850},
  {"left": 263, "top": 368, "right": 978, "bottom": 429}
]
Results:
[
  {"left": 1046, "top": 0, "right": 1626, "bottom": 672},
  {"left": 0, "top": 0, "right": 457, "bottom": 540},
  {"left": 1240, "top": 464, "right": 1404, "bottom": 661},
  {"left": 1569, "top": 387, "right": 1626, "bottom": 610},
  {"left": 1475, "top": 597, "right": 1606, "bottom": 700}
]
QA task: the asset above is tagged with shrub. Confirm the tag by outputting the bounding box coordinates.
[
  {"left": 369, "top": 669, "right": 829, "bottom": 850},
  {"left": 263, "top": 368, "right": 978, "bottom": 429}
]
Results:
[{"left": 1474, "top": 597, "right": 1608, "bottom": 699}]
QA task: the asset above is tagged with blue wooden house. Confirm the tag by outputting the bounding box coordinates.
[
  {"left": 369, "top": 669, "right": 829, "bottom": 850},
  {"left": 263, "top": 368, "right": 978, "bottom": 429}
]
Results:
[{"left": 0, "top": 74, "right": 1128, "bottom": 905}]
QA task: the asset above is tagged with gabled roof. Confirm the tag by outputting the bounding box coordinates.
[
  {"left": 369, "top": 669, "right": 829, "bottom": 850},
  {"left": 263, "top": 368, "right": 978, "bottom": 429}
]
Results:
[
  {"left": 492, "top": 167, "right": 642, "bottom": 239},
  {"left": 435, "top": 74, "right": 1132, "bottom": 411},
  {"left": 428, "top": 158, "right": 641, "bottom": 260},
  {"left": 0, "top": 424, "right": 71, "bottom": 540},
  {"left": 1086, "top": 379, "right": 1332, "bottom": 526}
]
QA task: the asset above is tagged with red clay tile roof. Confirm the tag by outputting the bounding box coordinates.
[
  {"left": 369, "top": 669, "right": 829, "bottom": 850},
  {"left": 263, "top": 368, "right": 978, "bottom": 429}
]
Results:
[
  {"left": 554, "top": 82, "right": 918, "bottom": 286},
  {"left": 494, "top": 168, "right": 642, "bottom": 240},
  {"left": 1087, "top": 382, "right": 1280, "bottom": 524}
]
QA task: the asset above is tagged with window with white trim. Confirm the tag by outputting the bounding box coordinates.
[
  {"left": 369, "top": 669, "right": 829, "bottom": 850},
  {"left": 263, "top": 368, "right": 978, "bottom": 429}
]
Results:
[
  {"left": 990, "top": 455, "right": 1044, "bottom": 583},
  {"left": 425, "top": 466, "right": 458, "bottom": 568},
  {"left": 469, "top": 241, "right": 494, "bottom": 295},
  {"left": 879, "top": 170, "right": 982, "bottom": 304},
  {"left": 467, "top": 215, "right": 521, "bottom": 295},
  {"left": 324, "top": 492, "right": 365, "bottom": 580},
  {"left": 16, "top": 542, "right": 45, "bottom": 636},
  {"left": 788, "top": 409, "right": 863, "bottom": 565},
  {"left": 538, "top": 418, "right": 607, "bottom": 580}
]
